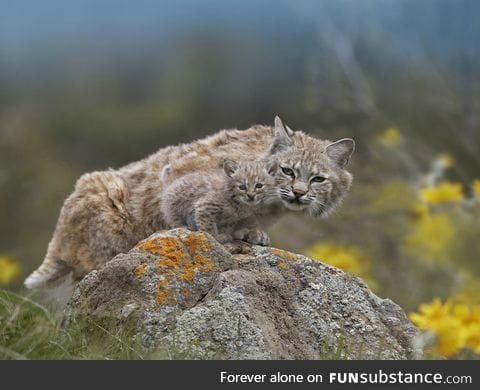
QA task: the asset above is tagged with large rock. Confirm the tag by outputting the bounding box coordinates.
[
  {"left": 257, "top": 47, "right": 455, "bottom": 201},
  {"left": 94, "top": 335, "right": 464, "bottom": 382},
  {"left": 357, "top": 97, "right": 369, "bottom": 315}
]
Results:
[{"left": 65, "top": 228, "right": 417, "bottom": 359}]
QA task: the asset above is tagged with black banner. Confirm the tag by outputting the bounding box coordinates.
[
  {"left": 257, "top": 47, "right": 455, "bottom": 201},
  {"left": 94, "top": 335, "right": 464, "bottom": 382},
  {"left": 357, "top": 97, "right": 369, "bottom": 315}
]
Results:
[{"left": 1, "top": 360, "right": 477, "bottom": 389}]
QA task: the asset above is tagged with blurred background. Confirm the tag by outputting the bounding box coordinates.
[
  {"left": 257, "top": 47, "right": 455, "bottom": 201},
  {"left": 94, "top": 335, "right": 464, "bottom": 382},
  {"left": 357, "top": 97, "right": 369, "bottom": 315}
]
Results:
[{"left": 1, "top": 0, "right": 479, "bottom": 357}]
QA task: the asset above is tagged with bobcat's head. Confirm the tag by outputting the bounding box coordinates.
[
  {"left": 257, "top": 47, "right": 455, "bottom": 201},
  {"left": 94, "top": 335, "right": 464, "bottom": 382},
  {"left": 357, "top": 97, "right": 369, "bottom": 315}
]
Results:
[
  {"left": 268, "top": 116, "right": 354, "bottom": 217},
  {"left": 223, "top": 159, "right": 278, "bottom": 207}
]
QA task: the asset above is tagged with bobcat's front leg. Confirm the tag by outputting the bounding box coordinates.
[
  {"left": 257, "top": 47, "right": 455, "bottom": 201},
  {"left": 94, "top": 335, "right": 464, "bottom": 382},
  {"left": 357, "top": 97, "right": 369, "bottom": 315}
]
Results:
[
  {"left": 233, "top": 216, "right": 271, "bottom": 246},
  {"left": 194, "top": 199, "right": 232, "bottom": 244}
]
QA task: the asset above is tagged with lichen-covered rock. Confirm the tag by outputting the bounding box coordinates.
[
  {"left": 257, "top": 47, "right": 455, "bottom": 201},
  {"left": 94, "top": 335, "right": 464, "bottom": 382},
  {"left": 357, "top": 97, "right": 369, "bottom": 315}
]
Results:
[{"left": 65, "top": 228, "right": 417, "bottom": 359}]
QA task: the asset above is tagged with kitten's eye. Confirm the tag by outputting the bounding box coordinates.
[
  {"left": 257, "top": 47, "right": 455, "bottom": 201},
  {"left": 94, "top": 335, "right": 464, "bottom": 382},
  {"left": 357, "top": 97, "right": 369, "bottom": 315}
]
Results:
[
  {"left": 311, "top": 176, "right": 326, "bottom": 183},
  {"left": 255, "top": 183, "right": 264, "bottom": 189},
  {"left": 281, "top": 167, "right": 295, "bottom": 177},
  {"left": 238, "top": 184, "right": 247, "bottom": 191}
]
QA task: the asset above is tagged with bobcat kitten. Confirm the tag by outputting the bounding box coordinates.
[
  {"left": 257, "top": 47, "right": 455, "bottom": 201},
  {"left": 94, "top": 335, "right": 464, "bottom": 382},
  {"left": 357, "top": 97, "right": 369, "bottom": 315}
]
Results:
[{"left": 161, "top": 159, "right": 278, "bottom": 244}]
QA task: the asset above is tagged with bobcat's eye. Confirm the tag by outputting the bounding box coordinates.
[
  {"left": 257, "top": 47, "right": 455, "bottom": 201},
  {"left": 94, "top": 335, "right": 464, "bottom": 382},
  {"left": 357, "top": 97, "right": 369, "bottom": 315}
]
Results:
[
  {"left": 281, "top": 167, "right": 295, "bottom": 177},
  {"left": 255, "top": 183, "right": 264, "bottom": 189},
  {"left": 311, "top": 176, "right": 326, "bottom": 183},
  {"left": 238, "top": 184, "right": 247, "bottom": 191}
]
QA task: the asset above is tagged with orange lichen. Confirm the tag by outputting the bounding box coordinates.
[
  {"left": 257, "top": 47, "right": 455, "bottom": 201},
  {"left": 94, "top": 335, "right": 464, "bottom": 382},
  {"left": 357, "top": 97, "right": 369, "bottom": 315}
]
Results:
[
  {"left": 180, "top": 267, "right": 195, "bottom": 282},
  {"left": 137, "top": 236, "right": 181, "bottom": 255},
  {"left": 184, "top": 232, "right": 213, "bottom": 254},
  {"left": 277, "top": 260, "right": 290, "bottom": 269},
  {"left": 271, "top": 248, "right": 297, "bottom": 261},
  {"left": 135, "top": 263, "right": 147, "bottom": 278},
  {"left": 139, "top": 232, "right": 216, "bottom": 304},
  {"left": 157, "top": 247, "right": 187, "bottom": 268},
  {"left": 156, "top": 279, "right": 172, "bottom": 305},
  {"left": 180, "top": 254, "right": 214, "bottom": 281}
]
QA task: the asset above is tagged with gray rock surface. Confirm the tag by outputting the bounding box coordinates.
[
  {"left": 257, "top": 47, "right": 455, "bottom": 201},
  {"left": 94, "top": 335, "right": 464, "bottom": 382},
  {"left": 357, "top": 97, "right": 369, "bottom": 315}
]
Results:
[{"left": 65, "top": 228, "right": 417, "bottom": 359}]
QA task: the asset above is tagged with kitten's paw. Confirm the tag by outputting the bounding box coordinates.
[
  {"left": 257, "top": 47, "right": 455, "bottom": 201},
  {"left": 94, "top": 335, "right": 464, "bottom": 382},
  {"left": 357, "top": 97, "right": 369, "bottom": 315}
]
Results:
[
  {"left": 216, "top": 233, "right": 233, "bottom": 244},
  {"left": 234, "top": 229, "right": 271, "bottom": 246}
]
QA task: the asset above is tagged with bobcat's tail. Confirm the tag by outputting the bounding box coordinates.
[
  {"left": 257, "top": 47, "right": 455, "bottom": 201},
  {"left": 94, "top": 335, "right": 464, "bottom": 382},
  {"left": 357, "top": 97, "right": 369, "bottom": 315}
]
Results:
[{"left": 24, "top": 255, "right": 70, "bottom": 289}]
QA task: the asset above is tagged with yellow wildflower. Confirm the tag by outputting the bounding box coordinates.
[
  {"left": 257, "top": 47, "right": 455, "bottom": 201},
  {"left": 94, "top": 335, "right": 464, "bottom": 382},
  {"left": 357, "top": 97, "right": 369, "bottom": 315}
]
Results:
[
  {"left": 420, "top": 182, "right": 464, "bottom": 205},
  {"left": 0, "top": 256, "right": 21, "bottom": 285},
  {"left": 305, "top": 242, "right": 377, "bottom": 290},
  {"left": 404, "top": 212, "right": 455, "bottom": 260},
  {"left": 466, "top": 323, "right": 480, "bottom": 354},
  {"left": 458, "top": 306, "right": 480, "bottom": 354},
  {"left": 377, "top": 127, "right": 402, "bottom": 148},
  {"left": 473, "top": 179, "right": 480, "bottom": 199},
  {"left": 409, "top": 298, "right": 452, "bottom": 329},
  {"left": 432, "top": 315, "right": 468, "bottom": 356},
  {"left": 410, "top": 298, "right": 480, "bottom": 357}
]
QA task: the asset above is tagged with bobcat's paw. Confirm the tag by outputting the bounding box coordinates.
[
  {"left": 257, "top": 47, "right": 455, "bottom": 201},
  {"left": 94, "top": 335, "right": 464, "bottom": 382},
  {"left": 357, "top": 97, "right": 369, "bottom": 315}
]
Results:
[{"left": 234, "top": 228, "right": 271, "bottom": 246}]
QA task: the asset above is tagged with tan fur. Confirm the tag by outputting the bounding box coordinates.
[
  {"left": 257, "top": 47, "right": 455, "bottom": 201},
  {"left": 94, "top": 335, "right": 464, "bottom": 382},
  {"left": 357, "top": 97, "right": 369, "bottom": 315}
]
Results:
[
  {"left": 161, "top": 160, "right": 277, "bottom": 244},
  {"left": 25, "top": 117, "right": 354, "bottom": 288}
]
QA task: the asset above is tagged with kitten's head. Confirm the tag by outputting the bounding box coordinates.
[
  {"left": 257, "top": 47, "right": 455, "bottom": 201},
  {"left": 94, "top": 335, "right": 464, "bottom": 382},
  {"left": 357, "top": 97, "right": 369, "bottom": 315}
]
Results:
[
  {"left": 223, "top": 159, "right": 278, "bottom": 206},
  {"left": 269, "top": 116, "right": 355, "bottom": 217}
]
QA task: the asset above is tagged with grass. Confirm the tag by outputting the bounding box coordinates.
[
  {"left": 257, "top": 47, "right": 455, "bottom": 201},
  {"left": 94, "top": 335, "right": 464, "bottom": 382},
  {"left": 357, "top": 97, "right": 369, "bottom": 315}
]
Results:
[{"left": 0, "top": 289, "right": 145, "bottom": 360}]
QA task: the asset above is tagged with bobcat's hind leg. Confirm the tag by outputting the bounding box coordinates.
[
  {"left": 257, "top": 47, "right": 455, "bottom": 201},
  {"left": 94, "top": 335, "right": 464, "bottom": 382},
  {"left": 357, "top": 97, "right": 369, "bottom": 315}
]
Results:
[{"left": 25, "top": 170, "right": 134, "bottom": 288}]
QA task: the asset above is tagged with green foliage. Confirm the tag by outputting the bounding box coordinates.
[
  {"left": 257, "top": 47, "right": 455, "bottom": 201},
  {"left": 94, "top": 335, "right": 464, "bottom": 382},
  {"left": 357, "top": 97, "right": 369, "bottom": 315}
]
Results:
[{"left": 0, "top": 290, "right": 144, "bottom": 360}]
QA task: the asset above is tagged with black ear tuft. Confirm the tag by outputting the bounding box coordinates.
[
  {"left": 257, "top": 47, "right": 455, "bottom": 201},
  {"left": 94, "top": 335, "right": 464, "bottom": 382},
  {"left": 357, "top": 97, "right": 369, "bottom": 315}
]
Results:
[
  {"left": 270, "top": 115, "right": 294, "bottom": 154},
  {"left": 325, "top": 138, "right": 355, "bottom": 168}
]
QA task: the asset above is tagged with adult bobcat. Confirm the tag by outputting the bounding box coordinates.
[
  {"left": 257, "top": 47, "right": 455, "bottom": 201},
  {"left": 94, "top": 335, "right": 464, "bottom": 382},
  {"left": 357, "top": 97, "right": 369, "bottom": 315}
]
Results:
[{"left": 24, "top": 117, "right": 354, "bottom": 288}]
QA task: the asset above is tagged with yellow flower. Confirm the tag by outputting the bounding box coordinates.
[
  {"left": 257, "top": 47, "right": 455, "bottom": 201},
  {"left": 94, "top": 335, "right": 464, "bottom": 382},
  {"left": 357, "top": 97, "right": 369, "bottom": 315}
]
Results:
[
  {"left": 0, "top": 256, "right": 21, "bottom": 285},
  {"left": 409, "top": 299, "right": 468, "bottom": 357},
  {"left": 404, "top": 212, "right": 455, "bottom": 259},
  {"left": 305, "top": 242, "right": 377, "bottom": 290},
  {"left": 410, "top": 298, "right": 480, "bottom": 357},
  {"left": 420, "top": 182, "right": 464, "bottom": 205},
  {"left": 473, "top": 179, "right": 480, "bottom": 199},
  {"left": 409, "top": 298, "right": 452, "bottom": 329},
  {"left": 458, "top": 306, "right": 480, "bottom": 354},
  {"left": 466, "top": 323, "right": 480, "bottom": 354},
  {"left": 432, "top": 316, "right": 468, "bottom": 356},
  {"left": 377, "top": 127, "right": 402, "bottom": 148}
]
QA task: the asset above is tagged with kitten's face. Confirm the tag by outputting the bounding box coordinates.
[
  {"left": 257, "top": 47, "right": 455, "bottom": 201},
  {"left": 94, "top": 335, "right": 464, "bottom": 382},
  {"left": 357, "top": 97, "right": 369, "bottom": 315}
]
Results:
[
  {"left": 273, "top": 147, "right": 353, "bottom": 217},
  {"left": 224, "top": 161, "right": 278, "bottom": 206}
]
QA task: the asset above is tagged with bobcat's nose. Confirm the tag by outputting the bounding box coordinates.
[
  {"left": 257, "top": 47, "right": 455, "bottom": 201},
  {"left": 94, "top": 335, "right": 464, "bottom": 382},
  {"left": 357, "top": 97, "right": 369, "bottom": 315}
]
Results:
[
  {"left": 292, "top": 184, "right": 307, "bottom": 198},
  {"left": 247, "top": 193, "right": 255, "bottom": 201}
]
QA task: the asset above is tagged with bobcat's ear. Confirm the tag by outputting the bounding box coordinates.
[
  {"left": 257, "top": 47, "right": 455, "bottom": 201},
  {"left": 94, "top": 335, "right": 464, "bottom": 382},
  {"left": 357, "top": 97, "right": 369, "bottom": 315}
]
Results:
[
  {"left": 270, "top": 115, "right": 294, "bottom": 154},
  {"left": 223, "top": 159, "right": 239, "bottom": 177},
  {"left": 326, "top": 138, "right": 355, "bottom": 168}
]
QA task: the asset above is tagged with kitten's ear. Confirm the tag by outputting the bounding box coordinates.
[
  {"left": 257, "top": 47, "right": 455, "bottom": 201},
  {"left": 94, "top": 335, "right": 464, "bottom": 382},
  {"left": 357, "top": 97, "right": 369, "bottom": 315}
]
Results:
[
  {"left": 326, "top": 138, "right": 355, "bottom": 168},
  {"left": 266, "top": 160, "right": 278, "bottom": 176},
  {"left": 223, "top": 159, "right": 239, "bottom": 177},
  {"left": 270, "top": 115, "right": 294, "bottom": 154}
]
